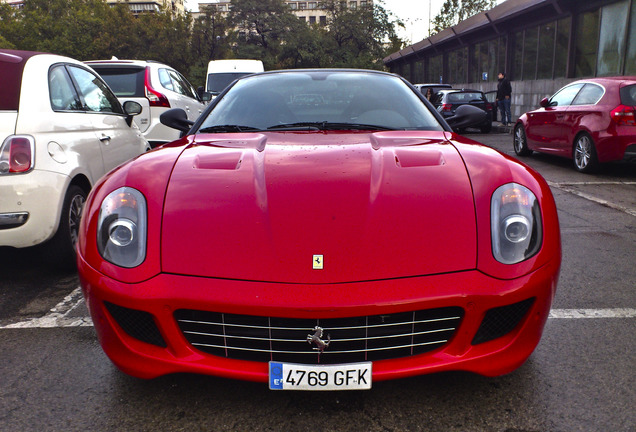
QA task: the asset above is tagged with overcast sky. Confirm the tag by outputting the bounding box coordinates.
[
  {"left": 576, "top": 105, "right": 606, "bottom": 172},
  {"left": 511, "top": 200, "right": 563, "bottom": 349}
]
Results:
[{"left": 185, "top": 0, "right": 504, "bottom": 45}]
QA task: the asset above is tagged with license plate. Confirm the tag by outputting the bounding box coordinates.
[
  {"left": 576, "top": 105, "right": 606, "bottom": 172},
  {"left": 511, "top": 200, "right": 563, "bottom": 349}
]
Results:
[{"left": 269, "top": 361, "right": 372, "bottom": 391}]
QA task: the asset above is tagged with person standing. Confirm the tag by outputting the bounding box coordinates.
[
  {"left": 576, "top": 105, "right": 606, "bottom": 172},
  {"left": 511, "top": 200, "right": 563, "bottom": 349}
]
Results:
[{"left": 496, "top": 72, "right": 512, "bottom": 126}]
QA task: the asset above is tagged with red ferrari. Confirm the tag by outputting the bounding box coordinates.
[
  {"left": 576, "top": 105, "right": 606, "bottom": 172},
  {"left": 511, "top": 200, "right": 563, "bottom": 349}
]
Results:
[
  {"left": 77, "top": 70, "right": 561, "bottom": 390},
  {"left": 514, "top": 76, "right": 636, "bottom": 173}
]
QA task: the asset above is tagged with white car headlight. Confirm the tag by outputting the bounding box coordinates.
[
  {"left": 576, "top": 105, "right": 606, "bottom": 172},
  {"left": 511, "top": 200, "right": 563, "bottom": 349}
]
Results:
[
  {"left": 97, "top": 187, "right": 147, "bottom": 268},
  {"left": 491, "top": 183, "right": 542, "bottom": 264}
]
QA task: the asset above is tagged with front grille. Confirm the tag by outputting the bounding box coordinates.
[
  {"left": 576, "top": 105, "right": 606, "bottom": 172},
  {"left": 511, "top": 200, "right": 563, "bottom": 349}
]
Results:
[{"left": 174, "top": 307, "right": 463, "bottom": 364}]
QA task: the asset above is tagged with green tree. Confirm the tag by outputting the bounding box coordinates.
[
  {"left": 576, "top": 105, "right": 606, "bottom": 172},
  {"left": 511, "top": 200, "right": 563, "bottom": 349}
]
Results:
[
  {"left": 431, "top": 0, "right": 497, "bottom": 34},
  {"left": 0, "top": 3, "right": 18, "bottom": 49},
  {"left": 189, "top": 7, "right": 233, "bottom": 87},
  {"left": 2, "top": 0, "right": 113, "bottom": 58},
  {"left": 229, "top": 0, "right": 301, "bottom": 69},
  {"left": 319, "top": 0, "right": 403, "bottom": 69},
  {"left": 134, "top": 9, "right": 193, "bottom": 71}
]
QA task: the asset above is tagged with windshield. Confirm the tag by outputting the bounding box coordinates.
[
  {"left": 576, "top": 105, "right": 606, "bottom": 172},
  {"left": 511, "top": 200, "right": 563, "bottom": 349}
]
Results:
[
  {"left": 197, "top": 71, "right": 443, "bottom": 133},
  {"left": 206, "top": 72, "right": 253, "bottom": 94}
]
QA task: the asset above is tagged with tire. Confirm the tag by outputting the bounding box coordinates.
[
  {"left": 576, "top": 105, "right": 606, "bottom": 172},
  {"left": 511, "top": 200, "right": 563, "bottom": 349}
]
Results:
[
  {"left": 573, "top": 133, "right": 599, "bottom": 173},
  {"left": 513, "top": 124, "right": 532, "bottom": 156},
  {"left": 480, "top": 122, "right": 492, "bottom": 133},
  {"left": 43, "top": 185, "right": 87, "bottom": 269}
]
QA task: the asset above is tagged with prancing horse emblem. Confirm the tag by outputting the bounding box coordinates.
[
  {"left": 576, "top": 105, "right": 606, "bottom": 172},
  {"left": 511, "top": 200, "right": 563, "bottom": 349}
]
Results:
[{"left": 307, "top": 326, "right": 330, "bottom": 352}]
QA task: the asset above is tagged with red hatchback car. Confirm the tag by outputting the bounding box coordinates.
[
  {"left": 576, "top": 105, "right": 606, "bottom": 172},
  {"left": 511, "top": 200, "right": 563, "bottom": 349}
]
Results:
[
  {"left": 514, "top": 76, "right": 636, "bottom": 172},
  {"left": 77, "top": 69, "right": 561, "bottom": 390}
]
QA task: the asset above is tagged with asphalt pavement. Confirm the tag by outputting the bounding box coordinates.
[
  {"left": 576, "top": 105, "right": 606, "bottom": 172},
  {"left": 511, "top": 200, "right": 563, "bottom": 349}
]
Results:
[{"left": 1, "top": 128, "right": 634, "bottom": 431}]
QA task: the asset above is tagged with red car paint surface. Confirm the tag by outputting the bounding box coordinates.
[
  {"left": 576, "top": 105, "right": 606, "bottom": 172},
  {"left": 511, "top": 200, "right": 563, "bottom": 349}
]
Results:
[
  {"left": 77, "top": 70, "right": 561, "bottom": 384},
  {"left": 515, "top": 76, "right": 636, "bottom": 172}
]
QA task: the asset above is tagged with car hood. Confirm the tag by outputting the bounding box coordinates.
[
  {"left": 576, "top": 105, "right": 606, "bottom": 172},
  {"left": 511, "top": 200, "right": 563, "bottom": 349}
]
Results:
[{"left": 161, "top": 131, "right": 477, "bottom": 283}]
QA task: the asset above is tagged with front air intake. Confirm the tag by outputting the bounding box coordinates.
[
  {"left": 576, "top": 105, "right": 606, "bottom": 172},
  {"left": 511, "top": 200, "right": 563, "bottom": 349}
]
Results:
[{"left": 472, "top": 298, "right": 535, "bottom": 345}]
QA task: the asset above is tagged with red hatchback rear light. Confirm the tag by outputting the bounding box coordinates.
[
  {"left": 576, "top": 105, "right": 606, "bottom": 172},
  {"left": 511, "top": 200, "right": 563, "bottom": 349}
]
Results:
[
  {"left": 611, "top": 105, "right": 636, "bottom": 126},
  {"left": 0, "top": 135, "right": 34, "bottom": 174},
  {"left": 441, "top": 103, "right": 452, "bottom": 112},
  {"left": 144, "top": 68, "right": 170, "bottom": 108}
]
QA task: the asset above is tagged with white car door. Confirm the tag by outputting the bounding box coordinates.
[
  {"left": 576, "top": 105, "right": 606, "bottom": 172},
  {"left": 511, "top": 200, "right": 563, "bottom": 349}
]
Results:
[
  {"left": 41, "top": 64, "right": 106, "bottom": 182},
  {"left": 67, "top": 65, "right": 147, "bottom": 172}
]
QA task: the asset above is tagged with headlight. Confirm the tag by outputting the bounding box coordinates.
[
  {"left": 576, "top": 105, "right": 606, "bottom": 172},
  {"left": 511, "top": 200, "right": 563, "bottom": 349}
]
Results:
[
  {"left": 97, "top": 187, "right": 147, "bottom": 268},
  {"left": 491, "top": 183, "right": 542, "bottom": 264}
]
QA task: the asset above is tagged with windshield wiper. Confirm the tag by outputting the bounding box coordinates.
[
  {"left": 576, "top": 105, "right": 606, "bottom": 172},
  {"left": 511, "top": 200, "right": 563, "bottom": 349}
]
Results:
[
  {"left": 198, "top": 125, "right": 262, "bottom": 133},
  {"left": 267, "top": 122, "right": 321, "bottom": 131},
  {"left": 267, "top": 122, "right": 393, "bottom": 131}
]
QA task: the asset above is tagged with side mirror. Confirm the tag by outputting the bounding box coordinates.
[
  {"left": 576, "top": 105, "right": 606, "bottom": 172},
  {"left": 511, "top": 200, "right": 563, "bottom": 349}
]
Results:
[
  {"left": 160, "top": 108, "right": 194, "bottom": 133},
  {"left": 123, "top": 101, "right": 142, "bottom": 126},
  {"left": 539, "top": 97, "right": 550, "bottom": 108},
  {"left": 197, "top": 86, "right": 212, "bottom": 102},
  {"left": 445, "top": 104, "right": 487, "bottom": 130}
]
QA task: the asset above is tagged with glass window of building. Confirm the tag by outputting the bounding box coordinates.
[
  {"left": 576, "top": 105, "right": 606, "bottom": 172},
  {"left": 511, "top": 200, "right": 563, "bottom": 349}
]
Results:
[
  {"left": 288, "top": 2, "right": 297, "bottom": 9},
  {"left": 471, "top": 42, "right": 490, "bottom": 82},
  {"left": 574, "top": 9, "right": 600, "bottom": 77},
  {"left": 414, "top": 60, "right": 425, "bottom": 83},
  {"left": 554, "top": 17, "right": 571, "bottom": 78},
  {"left": 497, "top": 35, "right": 507, "bottom": 76},
  {"left": 320, "top": 15, "right": 327, "bottom": 25},
  {"left": 627, "top": 0, "right": 636, "bottom": 75},
  {"left": 522, "top": 26, "right": 538, "bottom": 81},
  {"left": 428, "top": 55, "right": 443, "bottom": 83},
  {"left": 513, "top": 31, "right": 523, "bottom": 80},
  {"left": 597, "top": 0, "right": 630, "bottom": 76},
  {"left": 308, "top": 2, "right": 316, "bottom": 9},
  {"left": 448, "top": 47, "right": 467, "bottom": 84},
  {"left": 537, "top": 22, "right": 555, "bottom": 79},
  {"left": 309, "top": 15, "right": 316, "bottom": 24}
]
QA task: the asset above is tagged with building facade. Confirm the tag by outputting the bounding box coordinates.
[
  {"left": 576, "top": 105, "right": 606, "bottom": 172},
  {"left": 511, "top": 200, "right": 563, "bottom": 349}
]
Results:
[
  {"left": 1, "top": 0, "right": 186, "bottom": 15},
  {"left": 384, "top": 0, "right": 636, "bottom": 121},
  {"left": 193, "top": 0, "right": 371, "bottom": 25},
  {"left": 105, "top": 0, "right": 186, "bottom": 15}
]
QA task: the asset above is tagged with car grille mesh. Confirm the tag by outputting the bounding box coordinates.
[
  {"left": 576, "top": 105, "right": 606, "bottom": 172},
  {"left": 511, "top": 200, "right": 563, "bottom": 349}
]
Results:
[{"left": 174, "top": 307, "right": 463, "bottom": 364}]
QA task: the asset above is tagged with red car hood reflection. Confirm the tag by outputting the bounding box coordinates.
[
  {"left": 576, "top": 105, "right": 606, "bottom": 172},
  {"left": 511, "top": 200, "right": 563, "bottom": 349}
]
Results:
[{"left": 161, "top": 131, "right": 477, "bottom": 283}]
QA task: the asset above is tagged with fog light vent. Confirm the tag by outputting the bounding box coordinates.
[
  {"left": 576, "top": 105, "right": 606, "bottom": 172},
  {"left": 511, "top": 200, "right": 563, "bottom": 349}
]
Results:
[
  {"left": 472, "top": 298, "right": 535, "bottom": 345},
  {"left": 104, "top": 301, "right": 166, "bottom": 347}
]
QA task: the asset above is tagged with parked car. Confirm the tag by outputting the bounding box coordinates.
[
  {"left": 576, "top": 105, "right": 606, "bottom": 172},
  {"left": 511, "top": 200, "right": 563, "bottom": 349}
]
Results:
[
  {"left": 514, "top": 77, "right": 636, "bottom": 173},
  {"left": 77, "top": 69, "right": 561, "bottom": 388},
  {"left": 0, "top": 49, "right": 149, "bottom": 266},
  {"left": 432, "top": 89, "right": 493, "bottom": 133},
  {"left": 86, "top": 59, "right": 206, "bottom": 148},
  {"left": 413, "top": 83, "right": 453, "bottom": 100},
  {"left": 484, "top": 90, "right": 498, "bottom": 122},
  {"left": 205, "top": 59, "right": 264, "bottom": 99}
]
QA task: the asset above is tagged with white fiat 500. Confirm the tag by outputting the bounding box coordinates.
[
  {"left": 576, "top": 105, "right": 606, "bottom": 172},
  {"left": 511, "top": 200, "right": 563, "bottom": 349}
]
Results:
[{"left": 0, "top": 49, "right": 149, "bottom": 266}]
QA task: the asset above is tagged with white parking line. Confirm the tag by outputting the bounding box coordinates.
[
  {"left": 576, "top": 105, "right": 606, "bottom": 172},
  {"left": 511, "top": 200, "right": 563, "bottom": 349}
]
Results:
[
  {"left": 549, "top": 308, "right": 636, "bottom": 319},
  {"left": 1, "top": 287, "right": 635, "bottom": 329},
  {"left": 548, "top": 181, "right": 636, "bottom": 217},
  {"left": 1, "top": 287, "right": 92, "bottom": 329}
]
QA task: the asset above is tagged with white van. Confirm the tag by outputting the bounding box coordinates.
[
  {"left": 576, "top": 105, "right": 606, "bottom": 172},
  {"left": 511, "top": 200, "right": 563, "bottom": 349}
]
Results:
[{"left": 205, "top": 59, "right": 264, "bottom": 97}]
